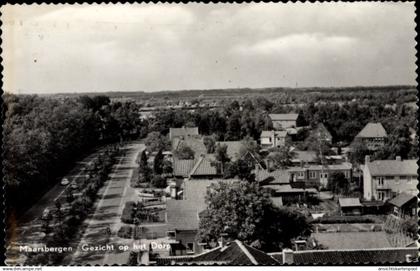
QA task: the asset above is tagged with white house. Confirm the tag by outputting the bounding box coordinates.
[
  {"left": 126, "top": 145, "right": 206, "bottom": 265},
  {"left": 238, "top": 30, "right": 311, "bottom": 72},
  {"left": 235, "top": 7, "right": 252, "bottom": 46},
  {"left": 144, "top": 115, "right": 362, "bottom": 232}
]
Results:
[
  {"left": 363, "top": 156, "right": 417, "bottom": 201},
  {"left": 260, "top": 130, "right": 288, "bottom": 148}
]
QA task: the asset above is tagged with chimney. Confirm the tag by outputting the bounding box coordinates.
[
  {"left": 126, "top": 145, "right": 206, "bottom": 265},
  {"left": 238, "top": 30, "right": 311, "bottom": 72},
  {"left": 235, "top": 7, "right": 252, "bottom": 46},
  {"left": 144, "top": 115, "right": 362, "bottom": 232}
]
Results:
[
  {"left": 282, "top": 248, "right": 294, "bottom": 265},
  {"left": 365, "top": 155, "right": 370, "bottom": 165},
  {"left": 396, "top": 156, "right": 401, "bottom": 161}
]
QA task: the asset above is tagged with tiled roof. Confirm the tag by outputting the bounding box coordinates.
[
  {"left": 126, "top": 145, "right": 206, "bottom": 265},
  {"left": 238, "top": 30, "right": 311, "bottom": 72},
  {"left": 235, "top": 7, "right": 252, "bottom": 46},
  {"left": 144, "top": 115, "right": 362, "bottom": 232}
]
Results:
[
  {"left": 166, "top": 199, "right": 200, "bottom": 231},
  {"left": 260, "top": 130, "right": 288, "bottom": 138},
  {"left": 388, "top": 193, "right": 417, "bottom": 208},
  {"left": 189, "top": 154, "right": 220, "bottom": 177},
  {"left": 157, "top": 240, "right": 280, "bottom": 265},
  {"left": 270, "top": 247, "right": 418, "bottom": 264},
  {"left": 170, "top": 127, "right": 199, "bottom": 139},
  {"left": 312, "top": 232, "right": 391, "bottom": 250},
  {"left": 366, "top": 159, "right": 417, "bottom": 176},
  {"left": 255, "top": 169, "right": 289, "bottom": 183},
  {"left": 338, "top": 197, "right": 362, "bottom": 207},
  {"left": 173, "top": 159, "right": 196, "bottom": 177},
  {"left": 167, "top": 180, "right": 235, "bottom": 231},
  {"left": 269, "top": 113, "right": 299, "bottom": 121},
  {"left": 355, "top": 123, "right": 387, "bottom": 138}
]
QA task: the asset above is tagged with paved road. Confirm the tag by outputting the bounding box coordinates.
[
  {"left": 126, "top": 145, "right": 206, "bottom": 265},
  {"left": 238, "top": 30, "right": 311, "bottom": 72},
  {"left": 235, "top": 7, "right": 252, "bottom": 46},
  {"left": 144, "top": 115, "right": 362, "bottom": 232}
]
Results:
[
  {"left": 71, "top": 142, "right": 145, "bottom": 265},
  {"left": 6, "top": 146, "right": 110, "bottom": 265}
]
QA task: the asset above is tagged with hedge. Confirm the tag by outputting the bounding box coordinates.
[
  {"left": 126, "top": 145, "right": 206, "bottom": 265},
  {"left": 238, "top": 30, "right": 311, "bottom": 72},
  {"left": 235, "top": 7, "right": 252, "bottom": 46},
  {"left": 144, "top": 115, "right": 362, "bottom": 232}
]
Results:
[
  {"left": 117, "top": 226, "right": 133, "bottom": 239},
  {"left": 312, "top": 215, "right": 376, "bottom": 224}
]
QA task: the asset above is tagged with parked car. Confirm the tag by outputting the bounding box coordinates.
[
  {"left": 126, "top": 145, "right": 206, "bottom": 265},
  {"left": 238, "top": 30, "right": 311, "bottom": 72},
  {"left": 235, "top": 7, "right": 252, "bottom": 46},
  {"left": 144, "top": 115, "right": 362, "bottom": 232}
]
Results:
[{"left": 60, "top": 178, "right": 70, "bottom": 186}]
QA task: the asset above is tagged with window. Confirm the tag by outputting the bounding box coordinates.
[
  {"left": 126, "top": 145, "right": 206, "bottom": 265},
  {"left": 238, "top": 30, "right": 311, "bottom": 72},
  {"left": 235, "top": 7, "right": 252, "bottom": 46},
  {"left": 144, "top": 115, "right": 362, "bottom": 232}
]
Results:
[
  {"left": 309, "top": 171, "right": 316, "bottom": 179},
  {"left": 378, "top": 191, "right": 385, "bottom": 201},
  {"left": 298, "top": 172, "right": 305, "bottom": 178},
  {"left": 187, "top": 243, "right": 194, "bottom": 252},
  {"left": 377, "top": 177, "right": 384, "bottom": 186}
]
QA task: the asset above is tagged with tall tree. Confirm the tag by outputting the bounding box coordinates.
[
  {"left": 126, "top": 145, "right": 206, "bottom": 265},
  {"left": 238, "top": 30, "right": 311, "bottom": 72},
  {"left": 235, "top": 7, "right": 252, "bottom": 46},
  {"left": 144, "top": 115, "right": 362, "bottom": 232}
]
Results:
[
  {"left": 153, "top": 149, "right": 164, "bottom": 174},
  {"left": 198, "top": 181, "right": 312, "bottom": 252},
  {"left": 203, "top": 135, "right": 217, "bottom": 154},
  {"left": 138, "top": 150, "right": 151, "bottom": 183},
  {"left": 214, "top": 144, "right": 230, "bottom": 173}
]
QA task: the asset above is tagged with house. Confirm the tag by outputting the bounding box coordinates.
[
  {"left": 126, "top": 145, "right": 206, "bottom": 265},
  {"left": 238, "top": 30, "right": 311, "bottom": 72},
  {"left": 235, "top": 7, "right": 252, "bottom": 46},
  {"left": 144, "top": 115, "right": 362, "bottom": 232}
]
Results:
[
  {"left": 362, "top": 156, "right": 418, "bottom": 201},
  {"left": 338, "top": 198, "right": 363, "bottom": 215},
  {"left": 188, "top": 154, "right": 222, "bottom": 179},
  {"left": 387, "top": 193, "right": 417, "bottom": 218},
  {"left": 313, "top": 123, "right": 333, "bottom": 143},
  {"left": 169, "top": 127, "right": 199, "bottom": 141},
  {"left": 260, "top": 130, "right": 289, "bottom": 148},
  {"left": 353, "top": 123, "right": 387, "bottom": 150},
  {"left": 269, "top": 113, "right": 299, "bottom": 130},
  {"left": 269, "top": 247, "right": 418, "bottom": 264},
  {"left": 288, "top": 162, "right": 353, "bottom": 189},
  {"left": 156, "top": 239, "right": 280, "bottom": 265},
  {"left": 166, "top": 179, "right": 233, "bottom": 256},
  {"left": 263, "top": 184, "right": 318, "bottom": 204},
  {"left": 173, "top": 159, "right": 196, "bottom": 178}
]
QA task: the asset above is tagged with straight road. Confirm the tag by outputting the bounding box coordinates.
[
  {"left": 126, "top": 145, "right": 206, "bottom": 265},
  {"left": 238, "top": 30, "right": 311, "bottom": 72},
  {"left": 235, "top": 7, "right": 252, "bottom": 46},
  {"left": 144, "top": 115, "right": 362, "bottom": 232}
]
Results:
[
  {"left": 6, "top": 146, "right": 112, "bottom": 265},
  {"left": 70, "top": 141, "right": 145, "bottom": 265}
]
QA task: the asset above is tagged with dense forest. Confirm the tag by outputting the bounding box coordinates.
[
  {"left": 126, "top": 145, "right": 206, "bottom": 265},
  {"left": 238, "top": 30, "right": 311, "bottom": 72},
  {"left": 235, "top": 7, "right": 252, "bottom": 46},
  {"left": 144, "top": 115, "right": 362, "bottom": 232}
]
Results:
[{"left": 4, "top": 94, "right": 142, "bottom": 216}]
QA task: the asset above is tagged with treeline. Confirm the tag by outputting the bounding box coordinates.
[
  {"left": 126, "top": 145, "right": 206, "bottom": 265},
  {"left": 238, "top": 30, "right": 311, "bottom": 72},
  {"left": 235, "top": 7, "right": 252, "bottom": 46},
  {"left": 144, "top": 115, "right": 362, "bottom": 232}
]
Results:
[
  {"left": 4, "top": 94, "right": 142, "bottom": 216},
  {"left": 142, "top": 96, "right": 416, "bottom": 146}
]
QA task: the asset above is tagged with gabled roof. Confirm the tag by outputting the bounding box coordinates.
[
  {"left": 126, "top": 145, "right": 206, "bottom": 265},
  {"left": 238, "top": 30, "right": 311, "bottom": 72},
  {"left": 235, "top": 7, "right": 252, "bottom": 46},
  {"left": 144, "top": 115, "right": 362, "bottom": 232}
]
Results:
[
  {"left": 314, "top": 123, "right": 332, "bottom": 139},
  {"left": 158, "top": 240, "right": 280, "bottom": 265},
  {"left": 355, "top": 123, "right": 387, "bottom": 138},
  {"left": 269, "top": 247, "right": 418, "bottom": 264},
  {"left": 388, "top": 193, "right": 417, "bottom": 208},
  {"left": 260, "top": 130, "right": 288, "bottom": 138},
  {"left": 169, "top": 127, "right": 199, "bottom": 139},
  {"left": 269, "top": 113, "right": 299, "bottom": 121},
  {"left": 338, "top": 197, "right": 362, "bottom": 207},
  {"left": 366, "top": 159, "right": 417, "bottom": 176},
  {"left": 189, "top": 154, "right": 220, "bottom": 177},
  {"left": 255, "top": 169, "right": 289, "bottom": 184},
  {"left": 173, "top": 159, "right": 196, "bottom": 177}
]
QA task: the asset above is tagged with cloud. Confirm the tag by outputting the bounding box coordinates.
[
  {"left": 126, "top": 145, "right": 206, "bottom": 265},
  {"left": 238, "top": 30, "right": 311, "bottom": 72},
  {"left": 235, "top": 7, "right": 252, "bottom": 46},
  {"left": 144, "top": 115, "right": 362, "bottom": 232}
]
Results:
[{"left": 0, "top": 3, "right": 416, "bottom": 94}]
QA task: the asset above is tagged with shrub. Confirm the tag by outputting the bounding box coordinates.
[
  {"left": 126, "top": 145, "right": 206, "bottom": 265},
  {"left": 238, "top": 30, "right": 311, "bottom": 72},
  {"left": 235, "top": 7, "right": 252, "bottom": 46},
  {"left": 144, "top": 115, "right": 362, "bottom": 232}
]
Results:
[
  {"left": 117, "top": 226, "right": 133, "bottom": 239},
  {"left": 151, "top": 175, "right": 167, "bottom": 189},
  {"left": 121, "top": 201, "right": 136, "bottom": 224}
]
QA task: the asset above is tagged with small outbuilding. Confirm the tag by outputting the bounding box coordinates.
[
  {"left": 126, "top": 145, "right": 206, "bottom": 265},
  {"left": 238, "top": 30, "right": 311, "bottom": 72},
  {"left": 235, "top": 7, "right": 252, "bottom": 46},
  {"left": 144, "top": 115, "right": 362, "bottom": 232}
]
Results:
[{"left": 338, "top": 197, "right": 363, "bottom": 216}]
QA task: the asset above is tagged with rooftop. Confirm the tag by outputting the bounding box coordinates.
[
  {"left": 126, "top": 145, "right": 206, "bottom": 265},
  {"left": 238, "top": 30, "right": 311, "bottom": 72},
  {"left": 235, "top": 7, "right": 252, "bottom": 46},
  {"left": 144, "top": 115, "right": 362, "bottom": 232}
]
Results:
[
  {"left": 269, "top": 113, "right": 299, "bottom": 121},
  {"left": 260, "top": 130, "right": 288, "bottom": 138},
  {"left": 255, "top": 168, "right": 289, "bottom": 184},
  {"left": 388, "top": 193, "right": 417, "bottom": 208},
  {"left": 270, "top": 247, "right": 418, "bottom": 264},
  {"left": 173, "top": 159, "right": 196, "bottom": 177},
  {"left": 288, "top": 162, "right": 353, "bottom": 172},
  {"left": 338, "top": 197, "right": 362, "bottom": 207},
  {"left": 355, "top": 123, "right": 387, "bottom": 138},
  {"left": 366, "top": 159, "right": 417, "bottom": 176},
  {"left": 157, "top": 240, "right": 280, "bottom": 265},
  {"left": 189, "top": 154, "right": 220, "bottom": 177},
  {"left": 292, "top": 150, "right": 318, "bottom": 163}
]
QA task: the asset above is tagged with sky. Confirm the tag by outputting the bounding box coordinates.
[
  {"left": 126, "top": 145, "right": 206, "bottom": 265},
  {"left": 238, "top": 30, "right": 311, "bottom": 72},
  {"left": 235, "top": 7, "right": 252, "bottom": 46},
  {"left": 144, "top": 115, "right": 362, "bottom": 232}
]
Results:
[{"left": 1, "top": 3, "right": 417, "bottom": 94}]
